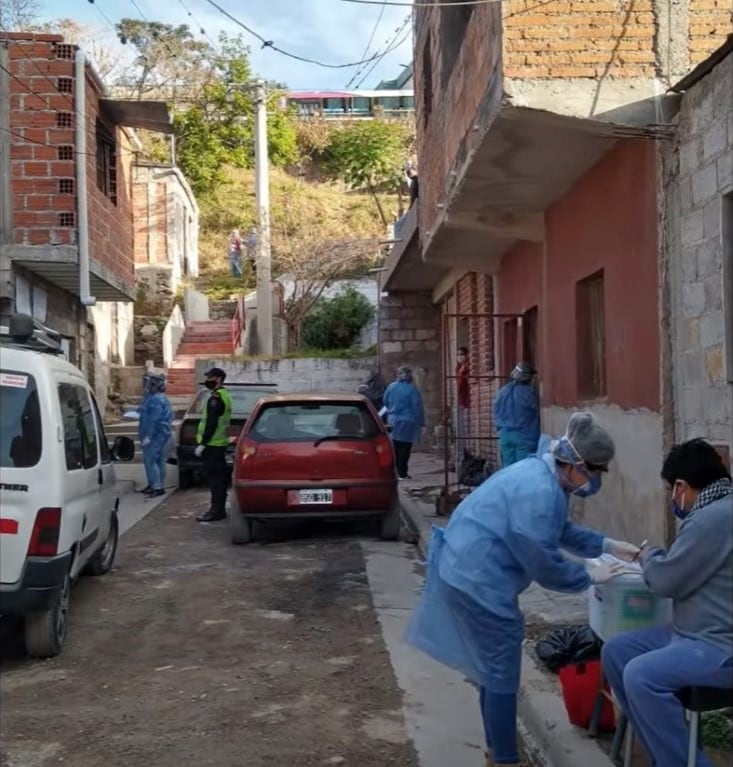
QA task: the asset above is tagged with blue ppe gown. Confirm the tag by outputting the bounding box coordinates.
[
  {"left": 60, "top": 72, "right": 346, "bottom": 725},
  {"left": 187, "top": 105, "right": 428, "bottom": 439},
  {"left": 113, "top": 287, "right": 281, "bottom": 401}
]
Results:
[
  {"left": 493, "top": 381, "right": 540, "bottom": 465},
  {"left": 383, "top": 380, "right": 425, "bottom": 444},
  {"left": 139, "top": 392, "right": 173, "bottom": 491},
  {"left": 406, "top": 451, "right": 605, "bottom": 761}
]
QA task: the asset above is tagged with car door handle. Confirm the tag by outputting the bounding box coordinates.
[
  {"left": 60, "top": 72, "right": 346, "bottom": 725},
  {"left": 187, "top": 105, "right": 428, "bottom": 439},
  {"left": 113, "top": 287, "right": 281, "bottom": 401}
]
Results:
[{"left": 98, "top": 468, "right": 104, "bottom": 486}]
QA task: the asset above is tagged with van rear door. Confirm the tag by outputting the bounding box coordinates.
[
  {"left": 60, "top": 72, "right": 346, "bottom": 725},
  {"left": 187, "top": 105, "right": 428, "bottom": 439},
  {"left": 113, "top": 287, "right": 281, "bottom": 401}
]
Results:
[{"left": 0, "top": 369, "right": 44, "bottom": 585}]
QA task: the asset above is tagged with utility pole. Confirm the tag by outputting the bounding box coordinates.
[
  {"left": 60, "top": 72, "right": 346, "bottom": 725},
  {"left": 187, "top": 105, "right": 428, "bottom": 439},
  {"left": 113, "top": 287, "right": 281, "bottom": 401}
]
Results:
[{"left": 254, "top": 80, "right": 274, "bottom": 357}]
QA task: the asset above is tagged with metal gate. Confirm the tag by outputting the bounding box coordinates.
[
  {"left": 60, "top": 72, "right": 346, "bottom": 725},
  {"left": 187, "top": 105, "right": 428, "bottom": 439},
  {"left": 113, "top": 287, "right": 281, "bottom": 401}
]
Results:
[{"left": 439, "top": 310, "right": 524, "bottom": 512}]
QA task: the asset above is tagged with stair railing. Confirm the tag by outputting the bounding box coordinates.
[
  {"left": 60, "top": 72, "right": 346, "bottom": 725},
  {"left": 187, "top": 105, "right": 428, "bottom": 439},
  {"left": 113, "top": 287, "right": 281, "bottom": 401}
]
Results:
[{"left": 231, "top": 295, "right": 245, "bottom": 354}]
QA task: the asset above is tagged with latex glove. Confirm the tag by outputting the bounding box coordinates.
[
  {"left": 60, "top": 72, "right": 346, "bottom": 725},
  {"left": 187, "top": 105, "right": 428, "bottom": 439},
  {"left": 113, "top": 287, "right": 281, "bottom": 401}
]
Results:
[
  {"left": 141, "top": 437, "right": 151, "bottom": 448},
  {"left": 589, "top": 561, "right": 625, "bottom": 585},
  {"left": 194, "top": 445, "right": 205, "bottom": 458},
  {"left": 603, "top": 538, "right": 641, "bottom": 562}
]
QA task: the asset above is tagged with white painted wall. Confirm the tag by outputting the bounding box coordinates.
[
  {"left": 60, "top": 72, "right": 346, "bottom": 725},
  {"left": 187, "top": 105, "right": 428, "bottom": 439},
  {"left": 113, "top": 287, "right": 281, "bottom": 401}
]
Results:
[
  {"left": 543, "top": 404, "right": 666, "bottom": 545},
  {"left": 196, "top": 356, "right": 379, "bottom": 394},
  {"left": 90, "top": 301, "right": 134, "bottom": 413}
]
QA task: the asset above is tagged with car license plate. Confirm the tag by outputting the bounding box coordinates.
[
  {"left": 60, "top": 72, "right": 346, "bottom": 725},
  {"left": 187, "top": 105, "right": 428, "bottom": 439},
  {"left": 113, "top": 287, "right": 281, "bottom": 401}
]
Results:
[{"left": 297, "top": 489, "right": 333, "bottom": 505}]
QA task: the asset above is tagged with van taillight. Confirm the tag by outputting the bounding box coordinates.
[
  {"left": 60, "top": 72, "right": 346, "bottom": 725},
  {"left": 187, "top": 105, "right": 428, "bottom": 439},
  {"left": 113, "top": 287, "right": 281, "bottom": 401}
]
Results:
[
  {"left": 27, "top": 507, "right": 61, "bottom": 557},
  {"left": 374, "top": 435, "right": 395, "bottom": 471}
]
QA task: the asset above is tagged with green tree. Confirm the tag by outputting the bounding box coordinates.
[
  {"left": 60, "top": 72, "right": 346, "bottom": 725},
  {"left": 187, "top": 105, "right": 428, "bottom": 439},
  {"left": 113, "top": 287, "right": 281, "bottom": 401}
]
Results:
[
  {"left": 171, "top": 33, "right": 298, "bottom": 196},
  {"left": 323, "top": 120, "right": 414, "bottom": 225},
  {"left": 302, "top": 286, "right": 375, "bottom": 351},
  {"left": 114, "top": 19, "right": 214, "bottom": 100}
]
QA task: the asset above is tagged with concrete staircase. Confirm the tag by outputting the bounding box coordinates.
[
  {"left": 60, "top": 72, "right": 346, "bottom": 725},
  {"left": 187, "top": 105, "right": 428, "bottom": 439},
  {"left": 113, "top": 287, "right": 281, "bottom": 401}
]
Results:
[{"left": 165, "top": 320, "right": 233, "bottom": 396}]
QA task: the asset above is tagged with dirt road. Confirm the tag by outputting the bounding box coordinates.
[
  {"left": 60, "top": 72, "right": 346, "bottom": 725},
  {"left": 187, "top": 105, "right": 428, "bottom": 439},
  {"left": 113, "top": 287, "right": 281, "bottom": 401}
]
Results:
[{"left": 0, "top": 489, "right": 420, "bottom": 767}]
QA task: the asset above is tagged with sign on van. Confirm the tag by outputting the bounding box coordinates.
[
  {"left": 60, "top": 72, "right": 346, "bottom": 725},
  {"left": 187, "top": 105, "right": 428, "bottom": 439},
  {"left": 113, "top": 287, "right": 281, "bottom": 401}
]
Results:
[{"left": 0, "top": 373, "right": 28, "bottom": 388}]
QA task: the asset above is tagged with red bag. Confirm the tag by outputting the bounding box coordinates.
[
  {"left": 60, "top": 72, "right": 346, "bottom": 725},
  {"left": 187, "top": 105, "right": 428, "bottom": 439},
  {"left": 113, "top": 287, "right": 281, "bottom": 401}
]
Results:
[{"left": 558, "top": 660, "right": 616, "bottom": 732}]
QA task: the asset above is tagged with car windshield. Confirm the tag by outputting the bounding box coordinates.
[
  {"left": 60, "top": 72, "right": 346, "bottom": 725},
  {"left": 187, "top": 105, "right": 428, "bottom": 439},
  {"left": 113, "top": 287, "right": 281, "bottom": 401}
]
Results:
[
  {"left": 187, "top": 388, "right": 274, "bottom": 417},
  {"left": 0, "top": 370, "right": 42, "bottom": 468},
  {"left": 250, "top": 402, "right": 380, "bottom": 442}
]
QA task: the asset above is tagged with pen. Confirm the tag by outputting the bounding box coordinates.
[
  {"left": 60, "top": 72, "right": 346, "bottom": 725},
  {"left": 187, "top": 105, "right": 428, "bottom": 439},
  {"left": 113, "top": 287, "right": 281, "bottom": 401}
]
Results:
[{"left": 632, "top": 540, "right": 648, "bottom": 563}]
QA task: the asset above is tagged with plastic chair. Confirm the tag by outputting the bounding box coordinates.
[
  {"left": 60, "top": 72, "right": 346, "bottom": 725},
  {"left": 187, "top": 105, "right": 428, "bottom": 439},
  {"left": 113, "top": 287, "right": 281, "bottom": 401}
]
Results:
[{"left": 618, "top": 686, "right": 733, "bottom": 767}]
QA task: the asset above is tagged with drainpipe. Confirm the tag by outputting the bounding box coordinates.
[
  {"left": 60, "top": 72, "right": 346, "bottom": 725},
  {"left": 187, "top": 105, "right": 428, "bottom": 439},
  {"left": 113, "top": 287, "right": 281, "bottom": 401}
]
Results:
[{"left": 75, "top": 49, "right": 96, "bottom": 307}]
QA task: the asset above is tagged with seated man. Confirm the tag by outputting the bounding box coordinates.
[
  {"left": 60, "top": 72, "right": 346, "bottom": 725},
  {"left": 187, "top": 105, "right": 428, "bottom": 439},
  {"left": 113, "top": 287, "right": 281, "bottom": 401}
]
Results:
[{"left": 602, "top": 439, "right": 733, "bottom": 767}]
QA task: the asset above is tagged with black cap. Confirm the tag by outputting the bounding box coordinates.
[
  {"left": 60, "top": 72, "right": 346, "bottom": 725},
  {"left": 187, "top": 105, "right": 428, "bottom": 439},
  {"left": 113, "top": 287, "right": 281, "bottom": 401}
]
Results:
[{"left": 204, "top": 367, "right": 227, "bottom": 381}]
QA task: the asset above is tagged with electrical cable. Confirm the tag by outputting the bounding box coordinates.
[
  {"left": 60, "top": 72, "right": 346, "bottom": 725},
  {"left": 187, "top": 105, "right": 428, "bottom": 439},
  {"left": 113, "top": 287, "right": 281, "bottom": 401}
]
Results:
[
  {"left": 354, "top": 15, "right": 411, "bottom": 88},
  {"left": 175, "top": 0, "right": 222, "bottom": 52},
  {"left": 203, "top": 0, "right": 409, "bottom": 69},
  {"left": 345, "top": 2, "right": 386, "bottom": 87},
  {"left": 337, "top": 0, "right": 500, "bottom": 6}
]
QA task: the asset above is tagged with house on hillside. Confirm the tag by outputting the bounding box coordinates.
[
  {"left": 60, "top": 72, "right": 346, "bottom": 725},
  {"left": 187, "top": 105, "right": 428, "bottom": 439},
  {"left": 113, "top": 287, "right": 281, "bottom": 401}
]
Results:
[
  {"left": 378, "top": 3, "right": 731, "bottom": 544},
  {"left": 0, "top": 32, "right": 172, "bottom": 412},
  {"left": 132, "top": 163, "right": 200, "bottom": 302}
]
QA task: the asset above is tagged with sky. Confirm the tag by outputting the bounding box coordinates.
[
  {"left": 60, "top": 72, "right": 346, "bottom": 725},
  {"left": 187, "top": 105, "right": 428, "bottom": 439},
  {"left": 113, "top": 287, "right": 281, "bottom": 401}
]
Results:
[{"left": 37, "top": 0, "right": 414, "bottom": 90}]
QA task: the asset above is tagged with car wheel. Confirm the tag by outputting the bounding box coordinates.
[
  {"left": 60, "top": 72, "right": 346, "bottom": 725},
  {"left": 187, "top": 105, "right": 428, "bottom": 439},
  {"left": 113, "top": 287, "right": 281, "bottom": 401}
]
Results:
[
  {"left": 178, "top": 469, "right": 193, "bottom": 490},
  {"left": 229, "top": 497, "right": 254, "bottom": 545},
  {"left": 380, "top": 498, "right": 402, "bottom": 541},
  {"left": 24, "top": 570, "right": 70, "bottom": 658},
  {"left": 84, "top": 514, "right": 119, "bottom": 576}
]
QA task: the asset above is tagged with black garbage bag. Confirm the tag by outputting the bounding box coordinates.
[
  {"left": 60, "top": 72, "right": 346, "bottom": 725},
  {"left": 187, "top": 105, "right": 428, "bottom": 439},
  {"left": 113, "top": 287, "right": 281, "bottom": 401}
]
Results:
[
  {"left": 458, "top": 449, "right": 493, "bottom": 487},
  {"left": 535, "top": 625, "right": 602, "bottom": 674}
]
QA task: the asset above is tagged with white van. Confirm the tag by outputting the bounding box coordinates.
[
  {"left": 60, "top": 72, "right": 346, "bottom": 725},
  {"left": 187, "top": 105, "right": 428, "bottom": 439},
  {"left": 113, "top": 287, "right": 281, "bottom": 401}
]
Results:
[{"left": 0, "top": 314, "right": 134, "bottom": 657}]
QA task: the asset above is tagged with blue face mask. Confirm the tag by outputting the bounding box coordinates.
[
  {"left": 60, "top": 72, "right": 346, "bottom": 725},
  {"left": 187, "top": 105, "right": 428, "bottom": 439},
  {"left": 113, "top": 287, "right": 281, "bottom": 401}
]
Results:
[
  {"left": 573, "top": 471, "right": 602, "bottom": 498},
  {"left": 670, "top": 484, "right": 689, "bottom": 520}
]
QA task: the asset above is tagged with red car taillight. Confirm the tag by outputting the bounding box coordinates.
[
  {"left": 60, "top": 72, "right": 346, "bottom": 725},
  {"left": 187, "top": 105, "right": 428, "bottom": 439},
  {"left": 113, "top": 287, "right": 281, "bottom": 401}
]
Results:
[
  {"left": 227, "top": 423, "right": 243, "bottom": 444},
  {"left": 238, "top": 436, "right": 259, "bottom": 465},
  {"left": 179, "top": 421, "right": 198, "bottom": 445},
  {"left": 27, "top": 507, "right": 61, "bottom": 557},
  {"left": 374, "top": 434, "right": 395, "bottom": 471}
]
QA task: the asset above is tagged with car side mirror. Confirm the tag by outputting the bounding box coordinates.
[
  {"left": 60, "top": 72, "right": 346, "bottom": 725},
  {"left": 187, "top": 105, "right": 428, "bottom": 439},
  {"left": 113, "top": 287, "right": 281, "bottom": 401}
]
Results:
[{"left": 111, "top": 435, "right": 135, "bottom": 462}]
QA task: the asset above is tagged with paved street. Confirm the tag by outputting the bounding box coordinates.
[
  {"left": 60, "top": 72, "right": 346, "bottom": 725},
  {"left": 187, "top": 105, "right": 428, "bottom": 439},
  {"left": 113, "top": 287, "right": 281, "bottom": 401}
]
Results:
[{"left": 0, "top": 488, "right": 487, "bottom": 767}]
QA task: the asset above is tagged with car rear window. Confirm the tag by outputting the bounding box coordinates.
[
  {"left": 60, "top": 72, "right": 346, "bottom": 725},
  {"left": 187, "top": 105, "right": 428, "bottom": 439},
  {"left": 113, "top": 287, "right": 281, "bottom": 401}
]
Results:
[
  {"left": 0, "top": 370, "right": 42, "bottom": 468},
  {"left": 187, "top": 388, "right": 274, "bottom": 416},
  {"left": 250, "top": 402, "right": 381, "bottom": 442}
]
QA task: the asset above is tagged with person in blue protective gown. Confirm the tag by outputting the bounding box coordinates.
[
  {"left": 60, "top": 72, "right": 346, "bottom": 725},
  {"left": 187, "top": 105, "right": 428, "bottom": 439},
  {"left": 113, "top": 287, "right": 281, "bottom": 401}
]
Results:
[
  {"left": 493, "top": 361, "right": 540, "bottom": 467},
  {"left": 138, "top": 373, "right": 173, "bottom": 498},
  {"left": 602, "top": 439, "right": 733, "bottom": 767},
  {"left": 383, "top": 365, "right": 425, "bottom": 480},
  {"left": 406, "top": 411, "right": 640, "bottom": 767}
]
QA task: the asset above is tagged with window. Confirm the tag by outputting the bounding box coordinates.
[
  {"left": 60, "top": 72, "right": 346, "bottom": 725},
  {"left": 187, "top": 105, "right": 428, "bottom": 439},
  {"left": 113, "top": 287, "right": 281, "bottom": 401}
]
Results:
[
  {"left": 250, "top": 402, "right": 381, "bottom": 442},
  {"left": 522, "top": 305, "right": 539, "bottom": 370},
  {"left": 0, "top": 371, "right": 42, "bottom": 468},
  {"left": 58, "top": 383, "right": 99, "bottom": 470},
  {"left": 502, "top": 318, "right": 518, "bottom": 377},
  {"left": 91, "top": 394, "right": 111, "bottom": 464},
  {"left": 421, "top": 32, "right": 433, "bottom": 128},
  {"left": 576, "top": 270, "right": 606, "bottom": 399},
  {"left": 441, "top": 1, "right": 473, "bottom": 87},
  {"left": 96, "top": 119, "right": 118, "bottom": 205},
  {"left": 188, "top": 387, "right": 276, "bottom": 417}
]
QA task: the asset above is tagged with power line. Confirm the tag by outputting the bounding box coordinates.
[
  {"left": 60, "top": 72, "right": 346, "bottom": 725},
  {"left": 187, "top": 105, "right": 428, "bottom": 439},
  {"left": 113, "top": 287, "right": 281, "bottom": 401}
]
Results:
[
  {"left": 345, "top": 2, "right": 386, "bottom": 87},
  {"left": 337, "top": 0, "right": 500, "bottom": 6},
  {"left": 354, "top": 15, "right": 411, "bottom": 88},
  {"left": 203, "top": 0, "right": 409, "bottom": 69},
  {"left": 175, "top": 0, "right": 222, "bottom": 52}
]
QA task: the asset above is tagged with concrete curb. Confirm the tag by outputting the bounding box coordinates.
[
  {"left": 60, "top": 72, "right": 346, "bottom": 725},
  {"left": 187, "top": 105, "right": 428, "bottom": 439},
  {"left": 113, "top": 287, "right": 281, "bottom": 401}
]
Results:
[{"left": 397, "top": 490, "right": 615, "bottom": 767}]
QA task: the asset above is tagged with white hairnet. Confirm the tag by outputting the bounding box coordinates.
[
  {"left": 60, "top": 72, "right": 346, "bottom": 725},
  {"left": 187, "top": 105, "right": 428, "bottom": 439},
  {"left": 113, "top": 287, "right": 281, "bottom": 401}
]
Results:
[{"left": 561, "top": 412, "right": 615, "bottom": 467}]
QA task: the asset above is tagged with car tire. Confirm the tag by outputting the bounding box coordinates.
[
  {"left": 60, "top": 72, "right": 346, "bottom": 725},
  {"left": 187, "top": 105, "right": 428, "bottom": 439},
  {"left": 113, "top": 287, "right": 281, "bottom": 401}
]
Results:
[
  {"left": 229, "top": 497, "right": 254, "bottom": 545},
  {"left": 24, "top": 570, "right": 70, "bottom": 658},
  {"left": 84, "top": 514, "right": 119, "bottom": 576},
  {"left": 178, "top": 469, "right": 193, "bottom": 490},
  {"left": 379, "top": 499, "right": 402, "bottom": 541}
]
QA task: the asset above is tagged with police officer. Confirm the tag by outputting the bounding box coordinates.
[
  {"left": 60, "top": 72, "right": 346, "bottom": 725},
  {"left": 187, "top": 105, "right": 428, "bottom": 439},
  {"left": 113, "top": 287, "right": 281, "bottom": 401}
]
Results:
[{"left": 194, "top": 367, "right": 232, "bottom": 523}]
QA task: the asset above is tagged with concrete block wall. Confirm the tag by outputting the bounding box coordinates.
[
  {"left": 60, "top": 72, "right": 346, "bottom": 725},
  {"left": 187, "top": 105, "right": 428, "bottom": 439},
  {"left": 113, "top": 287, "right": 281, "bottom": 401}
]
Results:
[
  {"left": 379, "top": 291, "right": 441, "bottom": 443},
  {"left": 4, "top": 33, "right": 135, "bottom": 292},
  {"left": 666, "top": 50, "right": 733, "bottom": 448},
  {"left": 195, "top": 356, "right": 379, "bottom": 394}
]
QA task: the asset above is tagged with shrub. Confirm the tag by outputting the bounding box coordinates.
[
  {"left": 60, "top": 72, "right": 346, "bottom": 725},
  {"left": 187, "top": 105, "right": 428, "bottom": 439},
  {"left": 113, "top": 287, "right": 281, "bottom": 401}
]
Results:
[{"left": 302, "top": 286, "right": 374, "bottom": 351}]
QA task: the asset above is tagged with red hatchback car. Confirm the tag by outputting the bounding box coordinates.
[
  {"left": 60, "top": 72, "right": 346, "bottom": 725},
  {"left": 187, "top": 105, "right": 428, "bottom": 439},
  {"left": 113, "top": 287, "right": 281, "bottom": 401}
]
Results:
[{"left": 229, "top": 393, "right": 400, "bottom": 544}]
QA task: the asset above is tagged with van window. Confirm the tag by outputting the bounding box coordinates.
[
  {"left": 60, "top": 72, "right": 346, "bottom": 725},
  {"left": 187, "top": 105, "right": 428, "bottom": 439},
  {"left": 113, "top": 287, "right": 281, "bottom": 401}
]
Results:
[
  {"left": 0, "top": 370, "right": 42, "bottom": 468},
  {"left": 91, "top": 394, "right": 111, "bottom": 464},
  {"left": 58, "top": 383, "right": 99, "bottom": 470}
]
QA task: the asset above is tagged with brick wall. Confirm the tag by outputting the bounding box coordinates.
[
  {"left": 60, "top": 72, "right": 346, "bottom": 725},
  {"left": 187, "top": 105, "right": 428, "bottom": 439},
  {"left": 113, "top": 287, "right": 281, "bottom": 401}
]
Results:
[
  {"left": 688, "top": 0, "right": 733, "bottom": 65},
  {"left": 665, "top": 51, "right": 732, "bottom": 446},
  {"left": 5, "top": 33, "right": 134, "bottom": 290},
  {"left": 502, "top": 0, "right": 657, "bottom": 79},
  {"left": 379, "top": 291, "right": 441, "bottom": 446}
]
